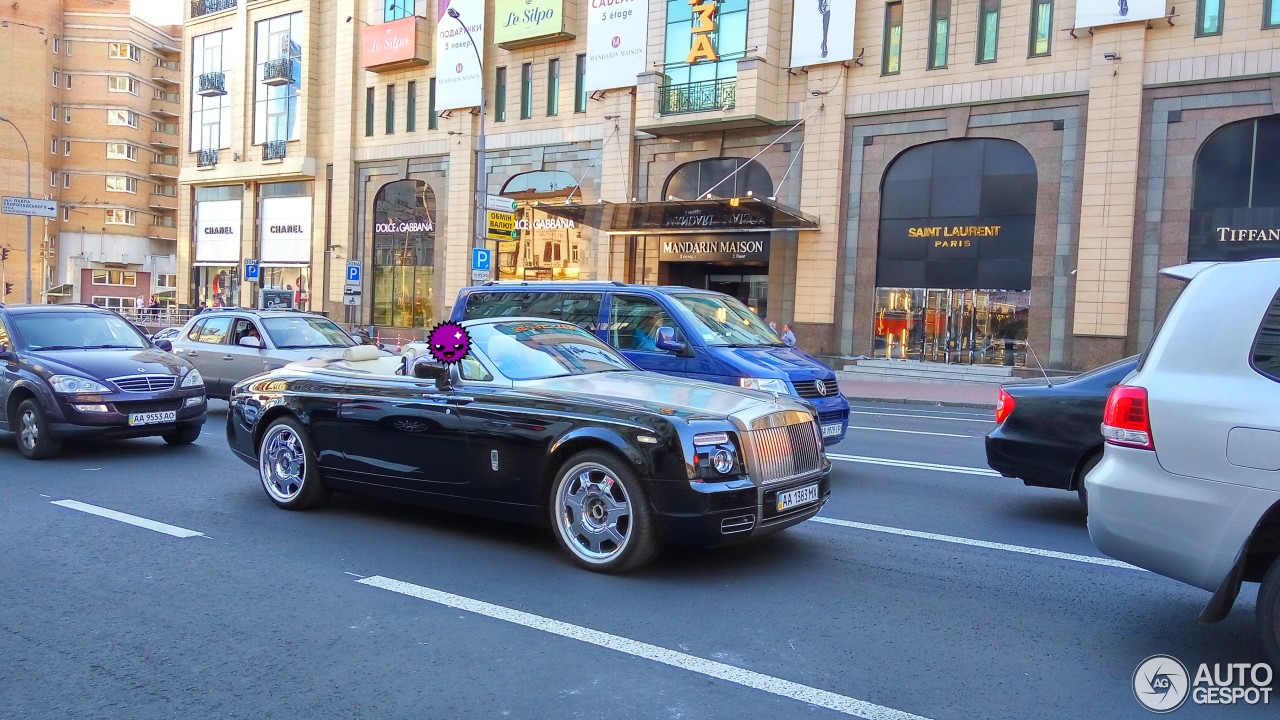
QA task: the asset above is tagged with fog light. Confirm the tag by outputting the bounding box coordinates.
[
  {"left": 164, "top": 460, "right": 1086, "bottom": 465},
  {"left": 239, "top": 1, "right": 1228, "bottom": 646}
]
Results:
[
  {"left": 74, "top": 404, "right": 109, "bottom": 413},
  {"left": 711, "top": 448, "right": 735, "bottom": 474},
  {"left": 184, "top": 396, "right": 205, "bottom": 408}
]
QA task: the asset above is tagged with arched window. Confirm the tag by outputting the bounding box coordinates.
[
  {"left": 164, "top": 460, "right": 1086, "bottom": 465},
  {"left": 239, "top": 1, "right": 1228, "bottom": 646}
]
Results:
[
  {"left": 371, "top": 179, "right": 436, "bottom": 327},
  {"left": 1190, "top": 115, "right": 1280, "bottom": 261},
  {"left": 663, "top": 158, "right": 774, "bottom": 201},
  {"left": 501, "top": 170, "right": 580, "bottom": 198},
  {"left": 496, "top": 171, "right": 585, "bottom": 280}
]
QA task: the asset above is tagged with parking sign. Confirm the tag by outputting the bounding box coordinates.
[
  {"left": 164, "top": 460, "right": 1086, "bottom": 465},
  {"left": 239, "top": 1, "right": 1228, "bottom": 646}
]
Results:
[
  {"left": 346, "top": 261, "right": 362, "bottom": 283},
  {"left": 244, "top": 259, "right": 260, "bottom": 283},
  {"left": 472, "top": 248, "right": 492, "bottom": 271}
]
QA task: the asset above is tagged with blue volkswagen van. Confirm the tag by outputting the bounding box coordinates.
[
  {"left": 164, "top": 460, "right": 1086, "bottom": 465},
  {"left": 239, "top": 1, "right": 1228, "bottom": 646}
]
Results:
[{"left": 450, "top": 282, "right": 850, "bottom": 445}]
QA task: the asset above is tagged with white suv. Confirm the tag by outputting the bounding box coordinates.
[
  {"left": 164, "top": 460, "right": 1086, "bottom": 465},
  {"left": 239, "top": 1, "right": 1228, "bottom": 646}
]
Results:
[{"left": 1086, "top": 258, "right": 1280, "bottom": 662}]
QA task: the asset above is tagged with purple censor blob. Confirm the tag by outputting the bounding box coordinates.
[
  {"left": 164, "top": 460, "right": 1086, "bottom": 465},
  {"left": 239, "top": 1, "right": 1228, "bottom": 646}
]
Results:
[{"left": 427, "top": 321, "right": 472, "bottom": 364}]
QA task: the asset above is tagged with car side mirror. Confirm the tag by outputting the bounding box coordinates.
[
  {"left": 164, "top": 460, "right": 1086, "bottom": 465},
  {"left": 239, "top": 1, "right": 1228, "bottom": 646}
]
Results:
[
  {"left": 155, "top": 339, "right": 173, "bottom": 352},
  {"left": 412, "top": 360, "right": 453, "bottom": 391},
  {"left": 655, "top": 326, "right": 690, "bottom": 355},
  {"left": 0, "top": 344, "right": 10, "bottom": 360},
  {"left": 239, "top": 337, "right": 265, "bottom": 349}
]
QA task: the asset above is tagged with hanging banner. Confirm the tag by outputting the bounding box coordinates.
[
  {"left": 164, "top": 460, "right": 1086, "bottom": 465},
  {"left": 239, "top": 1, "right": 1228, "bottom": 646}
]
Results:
[
  {"left": 1074, "top": 0, "right": 1166, "bottom": 28},
  {"left": 584, "top": 0, "right": 649, "bottom": 92},
  {"left": 260, "top": 196, "right": 312, "bottom": 264},
  {"left": 435, "top": 0, "right": 485, "bottom": 110},
  {"left": 194, "top": 200, "right": 241, "bottom": 264},
  {"left": 790, "top": 0, "right": 856, "bottom": 68},
  {"left": 494, "top": 0, "right": 574, "bottom": 48}
]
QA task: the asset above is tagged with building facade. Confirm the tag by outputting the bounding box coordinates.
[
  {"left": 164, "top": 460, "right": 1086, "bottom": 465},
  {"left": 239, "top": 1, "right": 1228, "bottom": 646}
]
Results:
[
  {"left": 0, "top": 0, "right": 182, "bottom": 309},
  {"left": 178, "top": 0, "right": 1280, "bottom": 370}
]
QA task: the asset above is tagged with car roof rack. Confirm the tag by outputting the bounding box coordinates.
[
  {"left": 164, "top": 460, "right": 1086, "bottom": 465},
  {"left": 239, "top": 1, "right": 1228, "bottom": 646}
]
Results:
[{"left": 480, "top": 280, "right": 628, "bottom": 287}]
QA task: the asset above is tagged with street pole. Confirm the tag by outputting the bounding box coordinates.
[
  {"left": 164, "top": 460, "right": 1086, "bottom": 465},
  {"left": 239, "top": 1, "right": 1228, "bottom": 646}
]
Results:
[
  {"left": 0, "top": 113, "right": 33, "bottom": 303},
  {"left": 446, "top": 8, "right": 489, "bottom": 264}
]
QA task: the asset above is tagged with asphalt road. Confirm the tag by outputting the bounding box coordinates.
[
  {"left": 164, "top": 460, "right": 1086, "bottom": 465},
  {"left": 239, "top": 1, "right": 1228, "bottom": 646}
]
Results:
[{"left": 1, "top": 400, "right": 1272, "bottom": 719}]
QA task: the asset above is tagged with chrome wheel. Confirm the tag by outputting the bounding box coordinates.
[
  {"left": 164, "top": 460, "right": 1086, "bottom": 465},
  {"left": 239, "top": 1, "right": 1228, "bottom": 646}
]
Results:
[
  {"left": 18, "top": 408, "right": 38, "bottom": 454},
  {"left": 556, "top": 462, "right": 633, "bottom": 563},
  {"left": 260, "top": 424, "right": 306, "bottom": 503}
]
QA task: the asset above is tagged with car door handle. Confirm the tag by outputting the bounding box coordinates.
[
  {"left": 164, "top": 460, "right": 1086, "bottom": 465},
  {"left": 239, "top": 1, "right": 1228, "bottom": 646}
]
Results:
[
  {"left": 448, "top": 396, "right": 475, "bottom": 405},
  {"left": 222, "top": 355, "right": 235, "bottom": 361}
]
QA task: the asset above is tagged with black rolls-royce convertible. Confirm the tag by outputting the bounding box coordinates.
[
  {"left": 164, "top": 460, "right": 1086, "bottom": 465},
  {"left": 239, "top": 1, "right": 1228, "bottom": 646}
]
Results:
[{"left": 226, "top": 318, "right": 832, "bottom": 573}]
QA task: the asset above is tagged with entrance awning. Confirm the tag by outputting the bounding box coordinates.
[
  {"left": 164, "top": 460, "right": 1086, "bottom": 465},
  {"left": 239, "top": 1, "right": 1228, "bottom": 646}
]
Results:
[
  {"left": 45, "top": 284, "right": 73, "bottom": 297},
  {"left": 533, "top": 197, "right": 820, "bottom": 235}
]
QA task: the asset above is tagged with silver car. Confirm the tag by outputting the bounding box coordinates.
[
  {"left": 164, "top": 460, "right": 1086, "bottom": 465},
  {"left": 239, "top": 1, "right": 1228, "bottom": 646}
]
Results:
[
  {"left": 170, "top": 309, "right": 391, "bottom": 399},
  {"left": 1085, "top": 258, "right": 1280, "bottom": 662}
]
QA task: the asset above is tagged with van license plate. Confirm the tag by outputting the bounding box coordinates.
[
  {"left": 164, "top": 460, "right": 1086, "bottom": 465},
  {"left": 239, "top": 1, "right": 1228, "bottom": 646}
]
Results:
[
  {"left": 821, "top": 423, "right": 842, "bottom": 438},
  {"left": 128, "top": 411, "right": 176, "bottom": 426},
  {"left": 777, "top": 484, "right": 819, "bottom": 512}
]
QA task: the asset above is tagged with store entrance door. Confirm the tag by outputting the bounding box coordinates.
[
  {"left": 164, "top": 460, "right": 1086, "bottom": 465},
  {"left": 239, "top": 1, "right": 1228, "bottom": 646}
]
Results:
[
  {"left": 707, "top": 273, "right": 768, "bottom": 317},
  {"left": 874, "top": 288, "right": 1030, "bottom": 366}
]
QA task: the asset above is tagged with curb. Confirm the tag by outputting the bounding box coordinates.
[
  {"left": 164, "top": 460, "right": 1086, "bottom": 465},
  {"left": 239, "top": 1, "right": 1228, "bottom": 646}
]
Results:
[{"left": 843, "top": 395, "right": 995, "bottom": 411}]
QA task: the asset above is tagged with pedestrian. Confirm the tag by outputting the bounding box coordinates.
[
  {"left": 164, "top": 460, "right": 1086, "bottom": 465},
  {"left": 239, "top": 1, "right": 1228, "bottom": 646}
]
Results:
[
  {"left": 782, "top": 323, "right": 797, "bottom": 348},
  {"left": 194, "top": 301, "right": 208, "bottom": 316},
  {"left": 768, "top": 321, "right": 779, "bottom": 335}
]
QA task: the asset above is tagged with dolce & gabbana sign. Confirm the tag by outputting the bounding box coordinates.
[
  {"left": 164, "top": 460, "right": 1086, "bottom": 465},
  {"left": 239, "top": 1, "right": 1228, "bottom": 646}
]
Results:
[{"left": 659, "top": 235, "right": 769, "bottom": 262}]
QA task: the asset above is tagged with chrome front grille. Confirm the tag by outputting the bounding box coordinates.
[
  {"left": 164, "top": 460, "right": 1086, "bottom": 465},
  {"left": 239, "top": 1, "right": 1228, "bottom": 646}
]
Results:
[
  {"left": 745, "top": 411, "right": 824, "bottom": 485},
  {"left": 111, "top": 375, "right": 177, "bottom": 393}
]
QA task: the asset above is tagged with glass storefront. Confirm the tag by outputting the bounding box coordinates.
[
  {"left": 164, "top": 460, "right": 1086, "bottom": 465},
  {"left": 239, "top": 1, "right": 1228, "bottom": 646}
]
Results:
[
  {"left": 371, "top": 179, "right": 436, "bottom": 328},
  {"left": 193, "top": 266, "right": 239, "bottom": 308},
  {"left": 873, "top": 288, "right": 1030, "bottom": 366},
  {"left": 498, "top": 171, "right": 586, "bottom": 281},
  {"left": 261, "top": 266, "right": 310, "bottom": 310}
]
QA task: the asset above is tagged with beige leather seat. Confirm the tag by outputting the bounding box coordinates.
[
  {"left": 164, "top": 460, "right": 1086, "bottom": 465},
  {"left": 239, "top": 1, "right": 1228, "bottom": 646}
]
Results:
[{"left": 339, "top": 344, "right": 403, "bottom": 375}]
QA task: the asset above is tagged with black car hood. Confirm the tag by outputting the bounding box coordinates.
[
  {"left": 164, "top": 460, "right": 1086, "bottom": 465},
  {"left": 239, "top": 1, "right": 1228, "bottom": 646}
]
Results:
[
  {"left": 27, "top": 347, "right": 192, "bottom": 378},
  {"left": 520, "top": 371, "right": 803, "bottom": 420}
]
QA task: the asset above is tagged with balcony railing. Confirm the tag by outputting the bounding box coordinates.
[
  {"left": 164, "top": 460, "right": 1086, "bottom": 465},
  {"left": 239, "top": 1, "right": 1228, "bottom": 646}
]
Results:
[
  {"left": 150, "top": 129, "right": 178, "bottom": 148},
  {"left": 262, "top": 57, "right": 294, "bottom": 86},
  {"left": 197, "top": 71, "right": 226, "bottom": 97},
  {"left": 197, "top": 148, "right": 218, "bottom": 168},
  {"left": 147, "top": 224, "right": 177, "bottom": 241},
  {"left": 659, "top": 78, "right": 737, "bottom": 116},
  {"left": 152, "top": 59, "right": 180, "bottom": 85},
  {"left": 148, "top": 193, "right": 178, "bottom": 210},
  {"left": 191, "top": 0, "right": 236, "bottom": 18},
  {"left": 262, "top": 140, "right": 287, "bottom": 161}
]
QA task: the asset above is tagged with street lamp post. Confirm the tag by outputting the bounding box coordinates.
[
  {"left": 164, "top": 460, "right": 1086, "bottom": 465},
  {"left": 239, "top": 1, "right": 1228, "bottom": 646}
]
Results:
[
  {"left": 446, "top": 8, "right": 489, "bottom": 268},
  {"left": 0, "top": 113, "right": 33, "bottom": 303}
]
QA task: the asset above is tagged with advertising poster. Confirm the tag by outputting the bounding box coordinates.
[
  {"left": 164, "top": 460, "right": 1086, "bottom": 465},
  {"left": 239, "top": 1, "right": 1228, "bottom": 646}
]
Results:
[
  {"left": 790, "top": 0, "right": 856, "bottom": 68},
  {"left": 494, "top": 0, "right": 568, "bottom": 45},
  {"left": 1075, "top": 0, "right": 1167, "bottom": 28},
  {"left": 194, "top": 200, "right": 241, "bottom": 264},
  {"left": 585, "top": 0, "right": 649, "bottom": 92},
  {"left": 260, "top": 196, "right": 313, "bottom": 264},
  {"left": 435, "top": 0, "right": 485, "bottom": 110}
]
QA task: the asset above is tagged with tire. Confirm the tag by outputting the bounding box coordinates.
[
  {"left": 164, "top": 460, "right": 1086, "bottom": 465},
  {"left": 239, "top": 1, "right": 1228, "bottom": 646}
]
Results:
[
  {"left": 162, "top": 422, "right": 203, "bottom": 446},
  {"left": 257, "top": 417, "right": 330, "bottom": 510},
  {"left": 1075, "top": 451, "right": 1102, "bottom": 513},
  {"left": 1259, "top": 559, "right": 1280, "bottom": 666},
  {"left": 549, "top": 450, "right": 660, "bottom": 573},
  {"left": 14, "top": 399, "right": 62, "bottom": 460}
]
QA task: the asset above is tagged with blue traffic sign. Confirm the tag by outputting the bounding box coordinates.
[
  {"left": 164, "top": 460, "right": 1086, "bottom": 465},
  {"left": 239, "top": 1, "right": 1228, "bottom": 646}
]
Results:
[
  {"left": 346, "top": 261, "right": 362, "bottom": 283},
  {"left": 473, "top": 248, "right": 492, "bottom": 271},
  {"left": 244, "top": 259, "right": 260, "bottom": 282}
]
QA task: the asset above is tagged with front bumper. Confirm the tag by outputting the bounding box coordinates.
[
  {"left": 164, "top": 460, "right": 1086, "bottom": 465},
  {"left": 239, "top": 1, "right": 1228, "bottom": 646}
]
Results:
[
  {"left": 653, "top": 471, "right": 832, "bottom": 547},
  {"left": 1086, "top": 446, "right": 1279, "bottom": 592},
  {"left": 46, "top": 389, "right": 208, "bottom": 440},
  {"left": 809, "top": 394, "right": 850, "bottom": 446}
]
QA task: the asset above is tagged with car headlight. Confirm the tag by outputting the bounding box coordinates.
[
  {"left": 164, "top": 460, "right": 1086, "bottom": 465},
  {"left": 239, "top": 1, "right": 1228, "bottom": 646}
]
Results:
[
  {"left": 693, "top": 431, "right": 739, "bottom": 478},
  {"left": 181, "top": 368, "right": 204, "bottom": 387},
  {"left": 739, "top": 377, "right": 789, "bottom": 394},
  {"left": 49, "top": 375, "right": 112, "bottom": 394}
]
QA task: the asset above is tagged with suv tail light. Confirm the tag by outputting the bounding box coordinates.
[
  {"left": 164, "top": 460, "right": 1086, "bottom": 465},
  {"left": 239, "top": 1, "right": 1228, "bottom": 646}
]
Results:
[
  {"left": 995, "top": 388, "right": 1015, "bottom": 425},
  {"left": 1102, "top": 385, "right": 1154, "bottom": 450}
]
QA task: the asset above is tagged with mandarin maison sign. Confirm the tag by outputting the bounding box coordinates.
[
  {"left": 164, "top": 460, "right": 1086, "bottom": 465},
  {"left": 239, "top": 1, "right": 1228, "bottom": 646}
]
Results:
[
  {"left": 662, "top": 205, "right": 767, "bottom": 230},
  {"left": 659, "top": 237, "right": 768, "bottom": 262}
]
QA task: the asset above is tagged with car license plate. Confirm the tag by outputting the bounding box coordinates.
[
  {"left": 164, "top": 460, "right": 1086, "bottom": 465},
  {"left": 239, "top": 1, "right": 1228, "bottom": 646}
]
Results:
[
  {"left": 128, "top": 411, "right": 176, "bottom": 426},
  {"left": 776, "top": 484, "right": 820, "bottom": 512},
  {"left": 821, "top": 423, "right": 842, "bottom": 438}
]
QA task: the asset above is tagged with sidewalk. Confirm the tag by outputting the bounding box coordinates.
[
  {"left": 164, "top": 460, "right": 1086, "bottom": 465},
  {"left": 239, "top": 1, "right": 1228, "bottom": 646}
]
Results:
[{"left": 836, "top": 375, "right": 999, "bottom": 409}]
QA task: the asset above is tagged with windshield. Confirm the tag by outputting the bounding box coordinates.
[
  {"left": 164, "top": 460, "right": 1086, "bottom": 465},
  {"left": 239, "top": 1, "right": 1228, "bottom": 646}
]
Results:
[
  {"left": 672, "top": 294, "right": 781, "bottom": 347},
  {"left": 262, "top": 316, "right": 356, "bottom": 349},
  {"left": 470, "top": 321, "right": 633, "bottom": 380},
  {"left": 13, "top": 311, "right": 149, "bottom": 351}
]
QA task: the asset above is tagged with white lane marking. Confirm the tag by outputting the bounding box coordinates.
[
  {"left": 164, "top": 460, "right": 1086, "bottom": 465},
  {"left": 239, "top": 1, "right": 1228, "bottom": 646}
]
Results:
[
  {"left": 848, "top": 410, "right": 993, "bottom": 424},
  {"left": 847, "top": 425, "right": 973, "bottom": 439},
  {"left": 50, "top": 500, "right": 204, "bottom": 538},
  {"left": 810, "top": 517, "right": 1142, "bottom": 571},
  {"left": 357, "top": 575, "right": 934, "bottom": 720},
  {"left": 846, "top": 404, "right": 992, "bottom": 419},
  {"left": 828, "top": 453, "right": 1002, "bottom": 477}
]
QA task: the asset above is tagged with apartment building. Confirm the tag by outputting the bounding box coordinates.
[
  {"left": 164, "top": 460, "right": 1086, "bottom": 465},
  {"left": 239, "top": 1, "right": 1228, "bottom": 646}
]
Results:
[
  {"left": 178, "top": 0, "right": 1280, "bottom": 370},
  {"left": 0, "top": 0, "right": 182, "bottom": 309}
]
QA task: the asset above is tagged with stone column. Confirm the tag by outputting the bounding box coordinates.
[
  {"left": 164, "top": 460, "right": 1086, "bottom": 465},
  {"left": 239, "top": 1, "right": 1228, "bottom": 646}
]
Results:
[{"left": 793, "top": 63, "right": 848, "bottom": 328}]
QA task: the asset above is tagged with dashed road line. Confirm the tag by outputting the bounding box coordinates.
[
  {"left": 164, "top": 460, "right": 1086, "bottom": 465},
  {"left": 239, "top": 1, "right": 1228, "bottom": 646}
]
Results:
[
  {"left": 50, "top": 499, "right": 204, "bottom": 538},
  {"left": 847, "top": 410, "right": 993, "bottom": 424},
  {"left": 846, "top": 425, "right": 974, "bottom": 439},
  {"left": 356, "top": 575, "right": 935, "bottom": 720},
  {"left": 809, "top": 517, "right": 1141, "bottom": 571},
  {"left": 828, "top": 453, "right": 1002, "bottom": 477}
]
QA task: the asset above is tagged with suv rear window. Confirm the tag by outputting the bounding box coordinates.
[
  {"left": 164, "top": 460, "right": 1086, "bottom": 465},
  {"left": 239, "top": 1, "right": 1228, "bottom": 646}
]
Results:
[
  {"left": 461, "top": 291, "right": 601, "bottom": 331},
  {"left": 1252, "top": 288, "right": 1280, "bottom": 382}
]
